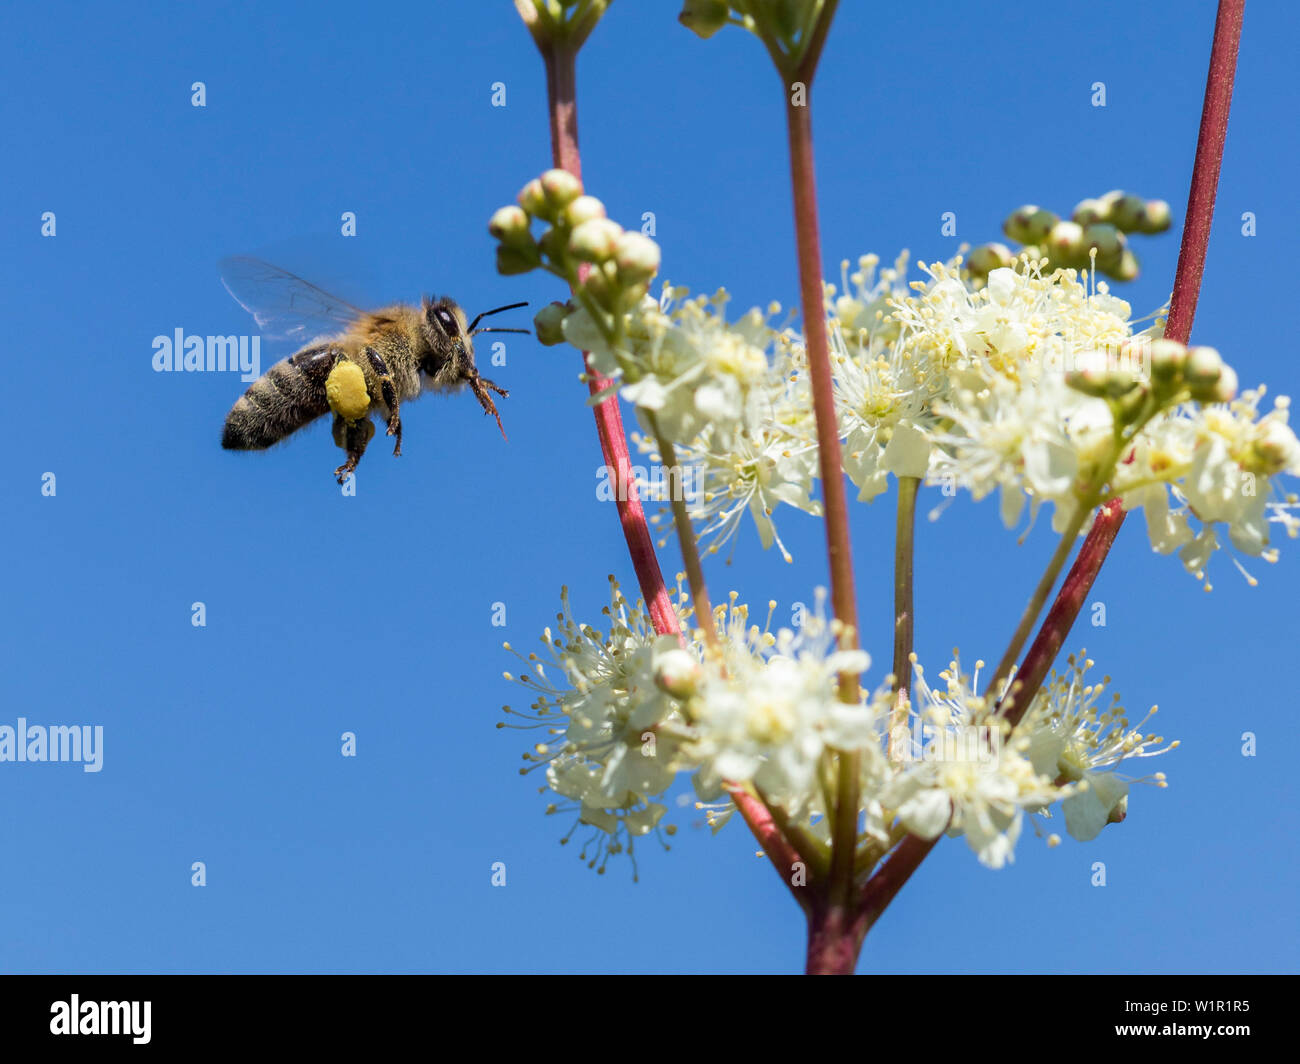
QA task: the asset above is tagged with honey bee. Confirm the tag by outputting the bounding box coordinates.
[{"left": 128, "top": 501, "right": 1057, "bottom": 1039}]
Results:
[{"left": 219, "top": 256, "right": 528, "bottom": 483}]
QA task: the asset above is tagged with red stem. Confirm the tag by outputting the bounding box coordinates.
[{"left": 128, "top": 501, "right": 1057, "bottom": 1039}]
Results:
[
  {"left": 539, "top": 32, "right": 806, "bottom": 887},
  {"left": 729, "top": 785, "right": 813, "bottom": 915},
  {"left": 785, "top": 56, "right": 860, "bottom": 663},
  {"left": 543, "top": 45, "right": 680, "bottom": 639},
  {"left": 843, "top": 0, "right": 1245, "bottom": 946},
  {"left": 1001, "top": 0, "right": 1244, "bottom": 724}
]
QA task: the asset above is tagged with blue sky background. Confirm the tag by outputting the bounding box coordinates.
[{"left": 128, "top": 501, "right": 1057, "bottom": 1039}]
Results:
[{"left": 1, "top": 0, "right": 1295, "bottom": 973}]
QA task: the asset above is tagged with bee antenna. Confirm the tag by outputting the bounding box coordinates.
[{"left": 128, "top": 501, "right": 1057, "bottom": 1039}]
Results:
[
  {"left": 473, "top": 327, "right": 531, "bottom": 336},
  {"left": 468, "top": 301, "right": 528, "bottom": 334}
]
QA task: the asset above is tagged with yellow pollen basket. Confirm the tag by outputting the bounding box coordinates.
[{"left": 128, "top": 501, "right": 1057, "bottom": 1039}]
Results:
[{"left": 326, "top": 360, "right": 371, "bottom": 422}]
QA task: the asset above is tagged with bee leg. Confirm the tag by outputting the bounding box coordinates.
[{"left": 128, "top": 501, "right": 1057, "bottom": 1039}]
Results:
[
  {"left": 364, "top": 347, "right": 403, "bottom": 457},
  {"left": 332, "top": 415, "right": 376, "bottom": 484}
]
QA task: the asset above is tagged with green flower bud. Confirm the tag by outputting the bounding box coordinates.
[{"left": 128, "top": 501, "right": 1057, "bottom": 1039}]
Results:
[
  {"left": 533, "top": 301, "right": 571, "bottom": 346},
  {"left": 1047, "top": 220, "right": 1087, "bottom": 265},
  {"left": 613, "top": 231, "right": 661, "bottom": 284},
  {"left": 1108, "top": 248, "right": 1140, "bottom": 282},
  {"left": 563, "top": 195, "right": 607, "bottom": 228},
  {"left": 569, "top": 217, "right": 624, "bottom": 263},
  {"left": 1072, "top": 198, "right": 1111, "bottom": 227},
  {"left": 1067, "top": 350, "right": 1142, "bottom": 400},
  {"left": 518, "top": 178, "right": 549, "bottom": 218},
  {"left": 1005, "top": 205, "right": 1059, "bottom": 245},
  {"left": 678, "top": 0, "right": 729, "bottom": 38},
  {"left": 1136, "top": 199, "right": 1172, "bottom": 233},
  {"left": 1248, "top": 419, "right": 1296, "bottom": 473},
  {"left": 1147, "top": 339, "right": 1188, "bottom": 381},
  {"left": 538, "top": 225, "right": 571, "bottom": 262},
  {"left": 1065, "top": 368, "right": 1112, "bottom": 398},
  {"left": 540, "top": 168, "right": 583, "bottom": 210},
  {"left": 488, "top": 205, "right": 533, "bottom": 248},
  {"left": 1185, "top": 347, "right": 1237, "bottom": 402},
  {"left": 1184, "top": 345, "right": 1225, "bottom": 388},
  {"left": 581, "top": 261, "right": 620, "bottom": 310},
  {"left": 1081, "top": 223, "right": 1125, "bottom": 269},
  {"left": 496, "top": 243, "right": 541, "bottom": 276},
  {"left": 966, "top": 242, "right": 1014, "bottom": 277},
  {"left": 1212, "top": 364, "right": 1238, "bottom": 403},
  {"left": 1108, "top": 193, "right": 1147, "bottom": 231}
]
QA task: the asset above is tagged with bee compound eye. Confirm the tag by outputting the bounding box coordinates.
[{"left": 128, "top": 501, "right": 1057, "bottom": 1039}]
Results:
[{"left": 435, "top": 307, "right": 459, "bottom": 337}]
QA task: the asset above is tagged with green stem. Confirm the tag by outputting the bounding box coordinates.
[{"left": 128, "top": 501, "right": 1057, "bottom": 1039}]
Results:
[
  {"left": 647, "top": 414, "right": 719, "bottom": 652},
  {"left": 889, "top": 476, "right": 919, "bottom": 756}
]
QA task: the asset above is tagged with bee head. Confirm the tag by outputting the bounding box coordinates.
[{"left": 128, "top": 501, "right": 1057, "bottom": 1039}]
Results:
[
  {"left": 420, "top": 297, "right": 472, "bottom": 378},
  {"left": 419, "top": 297, "right": 528, "bottom": 439}
]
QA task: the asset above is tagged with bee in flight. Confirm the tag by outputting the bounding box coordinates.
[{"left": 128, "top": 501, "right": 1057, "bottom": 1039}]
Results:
[{"left": 219, "top": 256, "right": 528, "bottom": 483}]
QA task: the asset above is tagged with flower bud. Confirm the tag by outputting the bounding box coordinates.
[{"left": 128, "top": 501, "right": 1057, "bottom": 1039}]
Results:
[
  {"left": 569, "top": 217, "right": 624, "bottom": 263},
  {"left": 580, "top": 261, "right": 619, "bottom": 309},
  {"left": 1065, "top": 352, "right": 1114, "bottom": 398},
  {"left": 1046, "top": 220, "right": 1087, "bottom": 265},
  {"left": 563, "top": 195, "right": 607, "bottom": 228},
  {"left": 1004, "top": 205, "right": 1059, "bottom": 245},
  {"left": 1184, "top": 345, "right": 1224, "bottom": 388},
  {"left": 654, "top": 647, "right": 703, "bottom": 698},
  {"left": 532, "top": 301, "right": 571, "bottom": 346},
  {"left": 538, "top": 225, "right": 570, "bottom": 262},
  {"left": 613, "top": 231, "right": 661, "bottom": 284},
  {"left": 1072, "top": 198, "right": 1111, "bottom": 227},
  {"left": 966, "top": 242, "right": 1014, "bottom": 277},
  {"left": 518, "top": 177, "right": 549, "bottom": 218},
  {"left": 1250, "top": 418, "right": 1299, "bottom": 473},
  {"left": 488, "top": 204, "right": 532, "bottom": 248},
  {"left": 1147, "top": 339, "right": 1188, "bottom": 381},
  {"left": 1081, "top": 223, "right": 1125, "bottom": 269},
  {"left": 1108, "top": 193, "right": 1147, "bottom": 232},
  {"left": 1108, "top": 247, "right": 1140, "bottom": 282},
  {"left": 539, "top": 168, "right": 583, "bottom": 210},
  {"left": 1210, "top": 364, "right": 1238, "bottom": 403},
  {"left": 1067, "top": 350, "right": 1140, "bottom": 399},
  {"left": 496, "top": 243, "right": 540, "bottom": 276},
  {"left": 678, "top": 0, "right": 729, "bottom": 38},
  {"left": 1136, "top": 199, "right": 1172, "bottom": 233}
]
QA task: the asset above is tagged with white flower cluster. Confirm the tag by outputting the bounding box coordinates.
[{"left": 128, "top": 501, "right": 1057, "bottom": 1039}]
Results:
[
  {"left": 874, "top": 259, "right": 1300, "bottom": 583},
  {"left": 504, "top": 584, "right": 1173, "bottom": 873},
  {"left": 568, "top": 287, "right": 824, "bottom": 562},
  {"left": 588, "top": 247, "right": 1299, "bottom": 583}
]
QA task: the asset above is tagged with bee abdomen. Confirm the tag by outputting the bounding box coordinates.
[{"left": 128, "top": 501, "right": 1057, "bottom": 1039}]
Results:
[{"left": 222, "top": 345, "right": 340, "bottom": 450}]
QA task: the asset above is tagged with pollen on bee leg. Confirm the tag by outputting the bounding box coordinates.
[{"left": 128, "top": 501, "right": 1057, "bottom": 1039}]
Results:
[{"left": 325, "top": 360, "right": 371, "bottom": 422}]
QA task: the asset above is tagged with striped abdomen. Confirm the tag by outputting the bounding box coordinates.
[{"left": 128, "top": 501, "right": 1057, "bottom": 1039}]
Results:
[{"left": 222, "top": 344, "right": 342, "bottom": 450}]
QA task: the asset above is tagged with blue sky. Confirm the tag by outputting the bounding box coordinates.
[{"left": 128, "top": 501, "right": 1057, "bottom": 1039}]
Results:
[{"left": 1, "top": 0, "right": 1295, "bottom": 973}]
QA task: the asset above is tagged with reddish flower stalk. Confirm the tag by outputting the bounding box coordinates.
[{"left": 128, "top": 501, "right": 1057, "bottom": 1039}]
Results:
[
  {"left": 531, "top": 24, "right": 803, "bottom": 884},
  {"left": 1001, "top": 0, "right": 1244, "bottom": 724},
  {"left": 783, "top": 11, "right": 860, "bottom": 670},
  {"left": 825, "top": 0, "right": 1246, "bottom": 965},
  {"left": 540, "top": 41, "right": 679, "bottom": 639},
  {"left": 778, "top": 3, "right": 868, "bottom": 938},
  {"left": 728, "top": 785, "right": 813, "bottom": 915}
]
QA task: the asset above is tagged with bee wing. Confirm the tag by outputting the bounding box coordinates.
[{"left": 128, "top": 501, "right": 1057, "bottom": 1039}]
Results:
[{"left": 219, "top": 256, "right": 365, "bottom": 344}]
